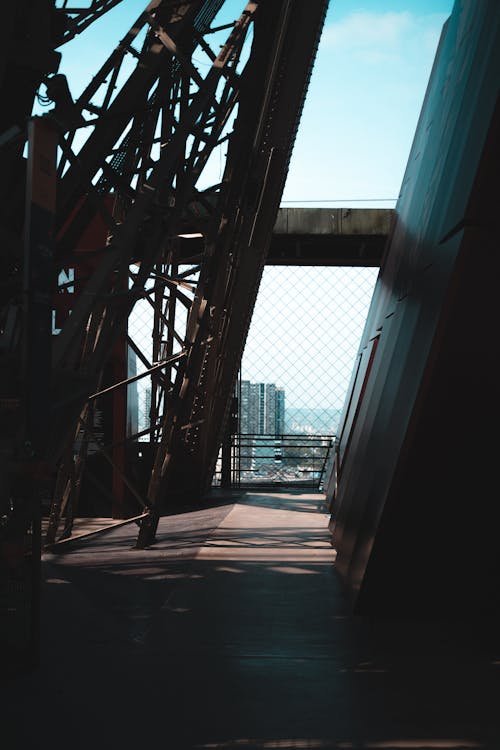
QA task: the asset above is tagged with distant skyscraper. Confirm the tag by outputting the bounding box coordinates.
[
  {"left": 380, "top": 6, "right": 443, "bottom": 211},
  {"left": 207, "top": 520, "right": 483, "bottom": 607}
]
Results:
[
  {"left": 275, "top": 387, "right": 285, "bottom": 435},
  {"left": 240, "top": 380, "right": 259, "bottom": 434},
  {"left": 264, "top": 383, "right": 276, "bottom": 434},
  {"left": 240, "top": 380, "right": 285, "bottom": 435}
]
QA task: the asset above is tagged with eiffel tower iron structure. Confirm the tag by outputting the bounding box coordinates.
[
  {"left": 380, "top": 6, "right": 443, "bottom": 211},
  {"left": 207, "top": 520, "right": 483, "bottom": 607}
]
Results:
[{"left": 0, "top": 0, "right": 329, "bottom": 560}]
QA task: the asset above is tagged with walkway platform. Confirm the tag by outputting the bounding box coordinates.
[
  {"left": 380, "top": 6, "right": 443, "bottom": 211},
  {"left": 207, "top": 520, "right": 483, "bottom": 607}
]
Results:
[{"left": 2, "top": 490, "right": 500, "bottom": 748}]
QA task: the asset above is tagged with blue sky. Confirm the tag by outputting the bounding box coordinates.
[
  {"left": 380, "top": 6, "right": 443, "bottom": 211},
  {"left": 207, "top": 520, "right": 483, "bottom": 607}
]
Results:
[{"left": 283, "top": 0, "right": 455, "bottom": 207}]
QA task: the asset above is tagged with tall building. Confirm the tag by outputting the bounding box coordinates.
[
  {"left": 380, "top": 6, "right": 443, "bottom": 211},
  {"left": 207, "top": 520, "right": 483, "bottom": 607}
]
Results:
[
  {"left": 275, "top": 387, "right": 285, "bottom": 435},
  {"left": 240, "top": 381, "right": 259, "bottom": 434},
  {"left": 240, "top": 380, "right": 285, "bottom": 435}
]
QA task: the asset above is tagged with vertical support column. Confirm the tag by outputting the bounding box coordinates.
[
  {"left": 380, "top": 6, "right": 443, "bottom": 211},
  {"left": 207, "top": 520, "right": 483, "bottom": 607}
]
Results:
[
  {"left": 220, "top": 435, "right": 232, "bottom": 488},
  {"left": 220, "top": 394, "right": 238, "bottom": 488},
  {"left": 20, "top": 116, "right": 57, "bottom": 670},
  {"left": 111, "top": 334, "right": 128, "bottom": 518},
  {"left": 24, "top": 117, "right": 57, "bottom": 465}
]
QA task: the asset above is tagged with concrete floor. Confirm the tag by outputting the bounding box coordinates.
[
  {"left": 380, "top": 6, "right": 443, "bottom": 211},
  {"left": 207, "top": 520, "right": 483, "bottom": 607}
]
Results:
[{"left": 2, "top": 490, "right": 500, "bottom": 749}]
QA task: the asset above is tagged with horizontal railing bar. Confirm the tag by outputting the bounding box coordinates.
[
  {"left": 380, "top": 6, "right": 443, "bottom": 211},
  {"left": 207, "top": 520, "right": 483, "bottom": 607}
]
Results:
[
  {"left": 236, "top": 443, "right": 332, "bottom": 449},
  {"left": 237, "top": 433, "right": 335, "bottom": 439}
]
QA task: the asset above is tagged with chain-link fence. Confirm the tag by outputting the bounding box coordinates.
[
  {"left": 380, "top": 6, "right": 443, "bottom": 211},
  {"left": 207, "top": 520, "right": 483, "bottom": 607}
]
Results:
[
  {"left": 228, "top": 265, "right": 378, "bottom": 489},
  {"left": 128, "top": 263, "right": 378, "bottom": 490},
  {"left": 127, "top": 295, "right": 154, "bottom": 441}
]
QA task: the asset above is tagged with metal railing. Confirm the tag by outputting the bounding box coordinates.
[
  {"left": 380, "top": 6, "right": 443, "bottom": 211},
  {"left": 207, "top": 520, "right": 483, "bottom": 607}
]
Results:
[{"left": 214, "top": 433, "right": 334, "bottom": 490}]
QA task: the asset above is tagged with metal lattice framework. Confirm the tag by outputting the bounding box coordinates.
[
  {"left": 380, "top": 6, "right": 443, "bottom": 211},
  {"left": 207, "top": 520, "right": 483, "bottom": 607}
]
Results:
[
  {"left": 0, "top": 0, "right": 329, "bottom": 553},
  {"left": 55, "top": 1, "right": 127, "bottom": 43}
]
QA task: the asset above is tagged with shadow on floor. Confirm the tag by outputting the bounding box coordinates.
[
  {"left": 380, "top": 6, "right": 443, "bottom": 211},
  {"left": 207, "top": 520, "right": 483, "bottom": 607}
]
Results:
[{"left": 2, "top": 491, "right": 499, "bottom": 749}]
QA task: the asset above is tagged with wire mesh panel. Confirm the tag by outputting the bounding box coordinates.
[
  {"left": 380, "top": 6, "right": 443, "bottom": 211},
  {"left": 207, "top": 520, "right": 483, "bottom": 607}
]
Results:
[
  {"left": 221, "top": 265, "right": 379, "bottom": 489},
  {"left": 127, "top": 294, "right": 154, "bottom": 441}
]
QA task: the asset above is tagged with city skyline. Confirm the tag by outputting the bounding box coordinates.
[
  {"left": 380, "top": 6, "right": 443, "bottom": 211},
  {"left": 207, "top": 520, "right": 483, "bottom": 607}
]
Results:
[
  {"left": 238, "top": 379, "right": 343, "bottom": 437},
  {"left": 138, "top": 379, "right": 342, "bottom": 440}
]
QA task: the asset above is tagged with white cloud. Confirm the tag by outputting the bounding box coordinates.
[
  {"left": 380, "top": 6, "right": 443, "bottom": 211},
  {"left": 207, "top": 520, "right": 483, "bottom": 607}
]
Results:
[
  {"left": 321, "top": 10, "right": 448, "bottom": 65},
  {"left": 322, "top": 11, "right": 414, "bottom": 50}
]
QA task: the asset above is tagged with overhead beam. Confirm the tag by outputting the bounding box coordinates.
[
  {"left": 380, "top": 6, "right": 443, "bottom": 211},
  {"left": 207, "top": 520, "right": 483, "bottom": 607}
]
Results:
[{"left": 268, "top": 207, "right": 393, "bottom": 266}]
